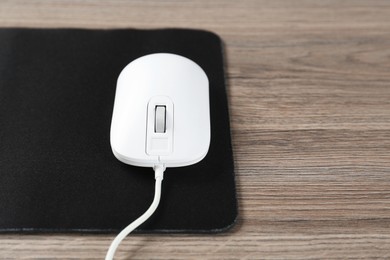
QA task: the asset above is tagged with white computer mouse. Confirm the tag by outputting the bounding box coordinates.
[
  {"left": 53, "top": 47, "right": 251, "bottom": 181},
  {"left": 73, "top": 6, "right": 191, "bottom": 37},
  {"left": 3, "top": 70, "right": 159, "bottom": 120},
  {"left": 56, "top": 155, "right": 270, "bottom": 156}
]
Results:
[{"left": 110, "top": 53, "right": 210, "bottom": 168}]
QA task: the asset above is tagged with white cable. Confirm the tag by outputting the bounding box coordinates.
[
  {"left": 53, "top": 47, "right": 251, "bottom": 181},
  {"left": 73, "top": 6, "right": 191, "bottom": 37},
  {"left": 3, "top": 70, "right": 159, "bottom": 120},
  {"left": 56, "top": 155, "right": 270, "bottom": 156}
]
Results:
[{"left": 105, "top": 165, "right": 165, "bottom": 260}]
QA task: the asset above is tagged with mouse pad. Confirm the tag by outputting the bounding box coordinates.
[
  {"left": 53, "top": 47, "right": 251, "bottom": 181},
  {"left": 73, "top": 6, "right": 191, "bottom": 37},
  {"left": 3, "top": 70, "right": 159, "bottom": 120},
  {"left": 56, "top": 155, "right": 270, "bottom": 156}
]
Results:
[{"left": 0, "top": 28, "right": 237, "bottom": 233}]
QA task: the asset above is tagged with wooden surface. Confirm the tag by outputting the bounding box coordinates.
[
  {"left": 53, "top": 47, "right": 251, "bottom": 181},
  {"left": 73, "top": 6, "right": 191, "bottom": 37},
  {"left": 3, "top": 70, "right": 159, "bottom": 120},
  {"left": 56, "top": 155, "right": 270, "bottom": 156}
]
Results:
[{"left": 1, "top": 0, "right": 390, "bottom": 259}]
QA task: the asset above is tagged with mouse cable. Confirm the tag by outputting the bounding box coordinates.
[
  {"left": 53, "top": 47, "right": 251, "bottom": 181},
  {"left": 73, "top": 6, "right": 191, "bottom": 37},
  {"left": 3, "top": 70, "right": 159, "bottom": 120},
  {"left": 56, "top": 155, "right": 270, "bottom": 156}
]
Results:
[{"left": 105, "top": 164, "right": 165, "bottom": 260}]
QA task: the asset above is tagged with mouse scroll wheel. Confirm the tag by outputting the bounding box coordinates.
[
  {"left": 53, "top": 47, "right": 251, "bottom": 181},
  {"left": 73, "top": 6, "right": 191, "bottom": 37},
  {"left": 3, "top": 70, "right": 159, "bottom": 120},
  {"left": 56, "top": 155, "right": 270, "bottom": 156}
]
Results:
[{"left": 155, "top": 105, "right": 166, "bottom": 133}]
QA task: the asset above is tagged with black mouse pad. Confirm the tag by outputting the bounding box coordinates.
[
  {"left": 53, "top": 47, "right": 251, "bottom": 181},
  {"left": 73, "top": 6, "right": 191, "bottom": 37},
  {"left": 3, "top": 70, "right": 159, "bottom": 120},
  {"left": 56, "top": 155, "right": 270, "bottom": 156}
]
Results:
[{"left": 0, "top": 28, "right": 237, "bottom": 233}]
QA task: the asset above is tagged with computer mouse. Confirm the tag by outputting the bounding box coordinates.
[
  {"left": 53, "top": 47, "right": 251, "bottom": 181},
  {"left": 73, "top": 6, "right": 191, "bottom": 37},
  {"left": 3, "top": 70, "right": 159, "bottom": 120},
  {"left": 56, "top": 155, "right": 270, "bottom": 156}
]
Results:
[{"left": 110, "top": 53, "right": 210, "bottom": 168}]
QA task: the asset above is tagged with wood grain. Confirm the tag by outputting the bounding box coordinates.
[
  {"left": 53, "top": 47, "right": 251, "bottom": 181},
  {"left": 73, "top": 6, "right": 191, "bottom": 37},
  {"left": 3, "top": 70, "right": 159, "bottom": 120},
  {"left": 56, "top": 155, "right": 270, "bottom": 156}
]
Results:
[{"left": 1, "top": 0, "right": 390, "bottom": 259}]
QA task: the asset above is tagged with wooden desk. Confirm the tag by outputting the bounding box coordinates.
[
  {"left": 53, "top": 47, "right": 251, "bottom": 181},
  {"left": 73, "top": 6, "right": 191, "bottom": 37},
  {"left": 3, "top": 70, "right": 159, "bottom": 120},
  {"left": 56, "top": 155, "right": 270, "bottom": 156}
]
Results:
[{"left": 1, "top": 1, "right": 389, "bottom": 259}]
